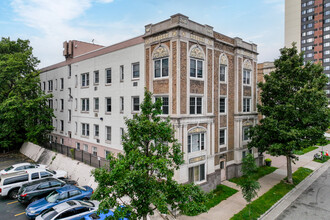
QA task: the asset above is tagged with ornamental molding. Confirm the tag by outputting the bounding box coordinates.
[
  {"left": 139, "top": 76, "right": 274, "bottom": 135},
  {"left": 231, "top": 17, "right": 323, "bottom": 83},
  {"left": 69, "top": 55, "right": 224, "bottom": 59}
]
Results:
[
  {"left": 188, "top": 126, "right": 207, "bottom": 134},
  {"left": 190, "top": 46, "right": 204, "bottom": 59},
  {"left": 243, "top": 60, "right": 252, "bottom": 70},
  {"left": 153, "top": 46, "right": 169, "bottom": 59},
  {"left": 220, "top": 54, "right": 228, "bottom": 65}
]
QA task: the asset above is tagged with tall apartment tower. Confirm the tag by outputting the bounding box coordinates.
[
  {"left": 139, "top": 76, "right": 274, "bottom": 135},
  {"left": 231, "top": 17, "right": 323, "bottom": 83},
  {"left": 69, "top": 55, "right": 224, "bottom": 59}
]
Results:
[
  {"left": 40, "top": 14, "right": 259, "bottom": 191},
  {"left": 285, "top": 0, "right": 330, "bottom": 97}
]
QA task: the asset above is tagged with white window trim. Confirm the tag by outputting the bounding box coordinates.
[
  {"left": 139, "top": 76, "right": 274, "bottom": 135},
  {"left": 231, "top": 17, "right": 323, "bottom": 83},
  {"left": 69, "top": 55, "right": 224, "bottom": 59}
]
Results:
[
  {"left": 154, "top": 57, "right": 169, "bottom": 79},
  {"left": 132, "top": 62, "right": 140, "bottom": 80},
  {"left": 189, "top": 58, "right": 204, "bottom": 80},
  {"left": 219, "top": 128, "right": 227, "bottom": 146},
  {"left": 132, "top": 96, "right": 140, "bottom": 112},
  {"left": 219, "top": 64, "right": 227, "bottom": 83},
  {"left": 219, "top": 97, "right": 227, "bottom": 114},
  {"left": 105, "top": 68, "right": 112, "bottom": 85},
  {"left": 243, "top": 69, "right": 251, "bottom": 85}
]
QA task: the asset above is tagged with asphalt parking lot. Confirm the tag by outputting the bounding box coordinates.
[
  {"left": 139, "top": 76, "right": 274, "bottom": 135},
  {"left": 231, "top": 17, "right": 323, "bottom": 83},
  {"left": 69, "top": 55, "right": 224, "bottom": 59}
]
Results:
[{"left": 0, "top": 152, "right": 36, "bottom": 219}]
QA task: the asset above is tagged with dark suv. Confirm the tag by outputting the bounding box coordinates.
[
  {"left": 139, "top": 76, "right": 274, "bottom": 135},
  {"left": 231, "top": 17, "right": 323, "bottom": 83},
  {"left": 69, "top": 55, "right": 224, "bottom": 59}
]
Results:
[{"left": 17, "top": 178, "right": 75, "bottom": 204}]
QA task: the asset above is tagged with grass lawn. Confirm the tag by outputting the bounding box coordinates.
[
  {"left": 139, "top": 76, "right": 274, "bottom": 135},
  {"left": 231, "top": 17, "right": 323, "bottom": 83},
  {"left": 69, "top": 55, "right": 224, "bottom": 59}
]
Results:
[
  {"left": 231, "top": 167, "right": 313, "bottom": 220},
  {"left": 184, "top": 184, "right": 238, "bottom": 216},
  {"left": 293, "top": 146, "right": 318, "bottom": 155},
  {"left": 229, "top": 166, "right": 277, "bottom": 185},
  {"left": 313, "top": 155, "right": 330, "bottom": 163}
]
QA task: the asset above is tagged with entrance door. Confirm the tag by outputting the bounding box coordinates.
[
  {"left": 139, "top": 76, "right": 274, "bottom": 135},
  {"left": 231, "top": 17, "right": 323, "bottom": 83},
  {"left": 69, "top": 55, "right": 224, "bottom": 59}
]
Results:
[{"left": 220, "top": 159, "right": 226, "bottom": 181}]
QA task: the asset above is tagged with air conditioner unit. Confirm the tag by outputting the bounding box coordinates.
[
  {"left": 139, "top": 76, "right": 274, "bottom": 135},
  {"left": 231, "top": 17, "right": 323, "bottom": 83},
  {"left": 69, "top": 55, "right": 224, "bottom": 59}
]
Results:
[
  {"left": 94, "top": 86, "right": 98, "bottom": 91},
  {"left": 133, "top": 82, "right": 138, "bottom": 87},
  {"left": 96, "top": 139, "right": 100, "bottom": 143},
  {"left": 94, "top": 113, "right": 98, "bottom": 117}
]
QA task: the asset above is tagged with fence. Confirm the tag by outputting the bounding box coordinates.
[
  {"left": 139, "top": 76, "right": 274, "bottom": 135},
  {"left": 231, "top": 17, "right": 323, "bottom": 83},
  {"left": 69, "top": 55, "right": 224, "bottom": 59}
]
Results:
[{"left": 43, "top": 142, "right": 109, "bottom": 169}]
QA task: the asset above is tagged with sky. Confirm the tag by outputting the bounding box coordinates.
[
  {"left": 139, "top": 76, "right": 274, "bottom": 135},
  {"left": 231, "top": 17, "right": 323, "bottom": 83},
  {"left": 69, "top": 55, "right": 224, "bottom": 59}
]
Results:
[{"left": 0, "top": 0, "right": 284, "bottom": 68}]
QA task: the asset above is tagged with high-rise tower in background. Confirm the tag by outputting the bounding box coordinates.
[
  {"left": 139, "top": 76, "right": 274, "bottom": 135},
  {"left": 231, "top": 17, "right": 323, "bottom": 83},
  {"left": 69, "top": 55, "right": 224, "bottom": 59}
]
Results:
[{"left": 285, "top": 0, "right": 330, "bottom": 97}]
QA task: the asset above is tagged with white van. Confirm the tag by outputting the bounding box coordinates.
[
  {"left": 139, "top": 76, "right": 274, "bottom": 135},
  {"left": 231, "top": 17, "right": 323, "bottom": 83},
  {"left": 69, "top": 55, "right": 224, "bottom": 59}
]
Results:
[{"left": 0, "top": 168, "right": 67, "bottom": 199}]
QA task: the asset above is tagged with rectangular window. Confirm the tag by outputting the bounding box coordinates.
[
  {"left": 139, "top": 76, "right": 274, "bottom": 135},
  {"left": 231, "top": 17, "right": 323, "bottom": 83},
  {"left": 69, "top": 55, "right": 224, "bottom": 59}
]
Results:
[
  {"left": 48, "top": 80, "right": 53, "bottom": 91},
  {"left": 120, "top": 127, "right": 124, "bottom": 143},
  {"left": 106, "top": 126, "right": 111, "bottom": 141},
  {"left": 94, "top": 98, "right": 99, "bottom": 111},
  {"left": 81, "top": 73, "right": 89, "bottom": 87},
  {"left": 81, "top": 98, "right": 90, "bottom": 112},
  {"left": 68, "top": 110, "right": 71, "bottom": 122},
  {"left": 154, "top": 58, "right": 169, "bottom": 78},
  {"left": 94, "top": 124, "right": 99, "bottom": 137},
  {"left": 132, "top": 62, "right": 140, "bottom": 79},
  {"left": 60, "top": 120, "right": 64, "bottom": 132},
  {"left": 81, "top": 123, "right": 90, "bottom": 136},
  {"left": 76, "top": 142, "right": 80, "bottom": 150},
  {"left": 220, "top": 64, "right": 226, "bottom": 82},
  {"left": 243, "top": 98, "right": 251, "bottom": 112},
  {"left": 94, "top": 70, "right": 99, "bottom": 84},
  {"left": 188, "top": 164, "right": 205, "bottom": 183},
  {"left": 188, "top": 133, "right": 205, "bottom": 153},
  {"left": 75, "top": 98, "right": 78, "bottom": 110},
  {"left": 75, "top": 122, "right": 78, "bottom": 134},
  {"left": 190, "top": 59, "right": 203, "bottom": 78},
  {"left": 48, "top": 99, "right": 53, "bottom": 109},
  {"left": 243, "top": 126, "right": 251, "bottom": 141},
  {"left": 55, "top": 79, "right": 57, "bottom": 90},
  {"left": 106, "top": 98, "right": 111, "bottom": 113},
  {"left": 120, "top": 65, "right": 124, "bottom": 82},
  {"left": 83, "top": 144, "right": 88, "bottom": 152},
  {"left": 132, "top": 97, "right": 140, "bottom": 112},
  {"left": 75, "top": 75, "right": 78, "bottom": 87},
  {"left": 155, "top": 96, "right": 169, "bottom": 115},
  {"left": 219, "top": 97, "right": 226, "bottom": 113},
  {"left": 92, "top": 147, "right": 97, "bottom": 156},
  {"left": 43, "top": 82, "right": 46, "bottom": 91},
  {"left": 243, "top": 69, "right": 251, "bottom": 85},
  {"left": 190, "top": 97, "right": 202, "bottom": 114},
  {"left": 60, "top": 99, "right": 64, "bottom": 111},
  {"left": 120, "top": 97, "right": 124, "bottom": 112},
  {"left": 60, "top": 78, "right": 64, "bottom": 90},
  {"left": 219, "top": 129, "right": 226, "bottom": 145},
  {"left": 106, "top": 68, "right": 111, "bottom": 84},
  {"left": 68, "top": 64, "right": 71, "bottom": 77}
]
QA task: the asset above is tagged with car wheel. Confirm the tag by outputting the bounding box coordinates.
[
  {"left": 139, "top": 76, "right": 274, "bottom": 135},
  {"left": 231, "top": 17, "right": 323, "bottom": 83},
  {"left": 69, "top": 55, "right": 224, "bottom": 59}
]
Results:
[
  {"left": 30, "top": 197, "right": 39, "bottom": 203},
  {"left": 8, "top": 189, "right": 19, "bottom": 199}
]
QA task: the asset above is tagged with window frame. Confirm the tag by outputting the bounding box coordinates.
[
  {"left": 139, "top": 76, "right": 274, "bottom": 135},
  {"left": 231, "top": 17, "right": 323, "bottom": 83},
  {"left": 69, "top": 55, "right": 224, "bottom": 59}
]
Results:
[
  {"left": 188, "top": 164, "right": 205, "bottom": 183},
  {"left": 105, "top": 126, "right": 111, "bottom": 142},
  {"left": 190, "top": 97, "right": 202, "bottom": 115},
  {"left": 105, "top": 97, "right": 111, "bottom": 113},
  {"left": 94, "top": 70, "right": 99, "bottom": 84},
  {"left": 242, "top": 126, "right": 251, "bottom": 141},
  {"left": 81, "top": 73, "right": 89, "bottom": 87},
  {"left": 154, "top": 57, "right": 169, "bottom": 79},
  {"left": 188, "top": 132, "right": 205, "bottom": 153},
  {"left": 105, "top": 68, "right": 112, "bottom": 84},
  {"left": 219, "top": 64, "right": 227, "bottom": 82},
  {"left": 190, "top": 58, "right": 203, "bottom": 79},
  {"left": 132, "top": 96, "right": 140, "bottom": 112},
  {"left": 243, "top": 98, "right": 251, "bottom": 113},
  {"left": 120, "top": 96, "right": 124, "bottom": 113},
  {"left": 243, "top": 69, "right": 251, "bottom": 85},
  {"left": 120, "top": 65, "right": 124, "bottom": 82},
  {"left": 94, "top": 98, "right": 99, "bottom": 111},
  {"left": 132, "top": 62, "right": 140, "bottom": 79},
  {"left": 219, "top": 128, "right": 226, "bottom": 146},
  {"left": 219, "top": 97, "right": 226, "bottom": 114},
  {"left": 81, "top": 123, "right": 90, "bottom": 137},
  {"left": 94, "top": 124, "right": 99, "bottom": 137},
  {"left": 81, "top": 98, "right": 90, "bottom": 112},
  {"left": 155, "top": 96, "right": 169, "bottom": 115}
]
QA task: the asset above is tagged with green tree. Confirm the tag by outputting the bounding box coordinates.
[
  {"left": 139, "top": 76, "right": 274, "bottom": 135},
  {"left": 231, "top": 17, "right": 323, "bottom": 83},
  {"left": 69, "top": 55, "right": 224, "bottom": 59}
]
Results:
[
  {"left": 249, "top": 44, "right": 330, "bottom": 183},
  {"left": 0, "top": 37, "right": 54, "bottom": 150},
  {"left": 237, "top": 154, "right": 260, "bottom": 217},
  {"left": 92, "top": 89, "right": 208, "bottom": 220}
]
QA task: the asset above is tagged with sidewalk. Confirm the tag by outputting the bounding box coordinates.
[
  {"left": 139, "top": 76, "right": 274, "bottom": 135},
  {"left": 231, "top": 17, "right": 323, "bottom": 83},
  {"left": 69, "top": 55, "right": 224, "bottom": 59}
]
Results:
[{"left": 178, "top": 144, "right": 330, "bottom": 220}]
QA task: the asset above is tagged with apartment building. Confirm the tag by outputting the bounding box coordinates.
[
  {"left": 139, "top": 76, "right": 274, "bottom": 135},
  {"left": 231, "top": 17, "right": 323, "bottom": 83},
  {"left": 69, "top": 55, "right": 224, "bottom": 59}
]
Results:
[
  {"left": 285, "top": 0, "right": 330, "bottom": 97},
  {"left": 40, "top": 14, "right": 258, "bottom": 191}
]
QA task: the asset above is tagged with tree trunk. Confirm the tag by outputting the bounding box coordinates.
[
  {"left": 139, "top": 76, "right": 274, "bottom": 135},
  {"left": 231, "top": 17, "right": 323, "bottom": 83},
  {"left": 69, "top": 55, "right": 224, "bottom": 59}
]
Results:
[
  {"left": 286, "top": 156, "right": 293, "bottom": 184},
  {"left": 143, "top": 215, "right": 147, "bottom": 220}
]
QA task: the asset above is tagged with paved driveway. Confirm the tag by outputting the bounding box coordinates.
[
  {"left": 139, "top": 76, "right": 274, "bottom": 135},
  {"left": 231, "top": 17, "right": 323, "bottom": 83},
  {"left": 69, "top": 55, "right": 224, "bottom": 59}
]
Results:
[{"left": 277, "top": 166, "right": 330, "bottom": 220}]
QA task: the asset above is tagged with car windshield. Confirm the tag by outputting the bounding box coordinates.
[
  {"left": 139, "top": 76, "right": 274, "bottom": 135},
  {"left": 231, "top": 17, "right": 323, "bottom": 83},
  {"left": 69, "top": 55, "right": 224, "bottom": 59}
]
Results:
[
  {"left": 4, "top": 166, "right": 14, "bottom": 171},
  {"left": 41, "top": 208, "right": 58, "bottom": 219},
  {"left": 46, "top": 191, "right": 59, "bottom": 203},
  {"left": 46, "top": 169, "right": 56, "bottom": 174}
]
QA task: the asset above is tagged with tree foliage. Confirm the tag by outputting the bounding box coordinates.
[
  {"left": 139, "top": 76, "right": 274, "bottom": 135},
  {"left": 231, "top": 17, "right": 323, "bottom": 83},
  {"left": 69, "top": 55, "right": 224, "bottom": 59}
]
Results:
[
  {"left": 0, "top": 37, "right": 54, "bottom": 149},
  {"left": 249, "top": 44, "right": 330, "bottom": 183},
  {"left": 92, "top": 89, "right": 208, "bottom": 220}
]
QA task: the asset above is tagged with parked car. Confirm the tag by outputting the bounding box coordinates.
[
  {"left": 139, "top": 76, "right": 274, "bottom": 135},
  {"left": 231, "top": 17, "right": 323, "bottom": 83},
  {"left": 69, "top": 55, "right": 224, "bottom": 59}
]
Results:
[
  {"left": 25, "top": 185, "right": 93, "bottom": 219},
  {"left": 0, "top": 168, "right": 67, "bottom": 199},
  {"left": 36, "top": 200, "right": 99, "bottom": 220},
  {"left": 0, "top": 163, "right": 47, "bottom": 175},
  {"left": 84, "top": 206, "right": 130, "bottom": 220},
  {"left": 17, "top": 177, "right": 77, "bottom": 204}
]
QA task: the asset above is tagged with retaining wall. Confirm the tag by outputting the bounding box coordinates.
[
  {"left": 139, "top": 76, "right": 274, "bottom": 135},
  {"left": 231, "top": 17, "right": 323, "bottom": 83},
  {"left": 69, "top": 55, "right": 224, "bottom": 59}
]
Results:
[{"left": 20, "top": 142, "right": 98, "bottom": 189}]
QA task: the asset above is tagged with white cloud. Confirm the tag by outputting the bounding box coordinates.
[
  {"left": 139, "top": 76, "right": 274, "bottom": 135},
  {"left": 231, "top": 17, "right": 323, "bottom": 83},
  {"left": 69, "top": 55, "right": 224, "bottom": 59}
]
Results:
[{"left": 10, "top": 0, "right": 126, "bottom": 68}]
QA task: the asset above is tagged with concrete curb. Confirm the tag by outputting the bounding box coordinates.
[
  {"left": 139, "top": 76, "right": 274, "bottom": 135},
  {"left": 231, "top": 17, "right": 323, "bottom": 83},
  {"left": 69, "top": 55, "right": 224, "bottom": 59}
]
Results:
[{"left": 259, "top": 161, "right": 330, "bottom": 220}]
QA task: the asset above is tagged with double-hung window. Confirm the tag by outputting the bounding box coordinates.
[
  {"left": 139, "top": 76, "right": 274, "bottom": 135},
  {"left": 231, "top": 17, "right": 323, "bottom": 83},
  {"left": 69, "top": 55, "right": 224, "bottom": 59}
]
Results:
[
  {"left": 243, "top": 126, "right": 251, "bottom": 141},
  {"left": 188, "top": 164, "right": 205, "bottom": 183},
  {"left": 219, "top": 97, "right": 226, "bottom": 113},
  {"left": 94, "top": 70, "right": 99, "bottom": 84},
  {"left": 155, "top": 96, "right": 169, "bottom": 114},
  {"left": 106, "top": 68, "right": 111, "bottom": 84},
  {"left": 243, "top": 69, "right": 251, "bottom": 85},
  {"left": 94, "top": 98, "right": 99, "bottom": 111},
  {"left": 219, "top": 129, "right": 226, "bottom": 145},
  {"left": 60, "top": 120, "right": 64, "bottom": 132},
  {"left": 106, "top": 126, "right": 111, "bottom": 141},
  {"left": 48, "top": 80, "right": 53, "bottom": 91},
  {"left": 81, "top": 123, "right": 90, "bottom": 136},
  {"left": 94, "top": 124, "right": 99, "bottom": 137},
  {"left": 154, "top": 58, "right": 169, "bottom": 78},
  {"left": 190, "top": 59, "right": 203, "bottom": 78},
  {"left": 188, "top": 133, "right": 205, "bottom": 153},
  {"left": 243, "top": 98, "right": 251, "bottom": 112},
  {"left": 132, "top": 63, "right": 140, "bottom": 79},
  {"left": 132, "top": 97, "right": 140, "bottom": 112},
  {"left": 190, "top": 97, "right": 202, "bottom": 114},
  {"left": 81, "top": 98, "right": 89, "bottom": 112},
  {"left": 60, "top": 78, "right": 64, "bottom": 90},
  {"left": 106, "top": 98, "right": 111, "bottom": 113},
  {"left": 60, "top": 99, "right": 64, "bottom": 111},
  {"left": 120, "top": 65, "right": 124, "bottom": 82},
  {"left": 81, "top": 73, "right": 89, "bottom": 87},
  {"left": 120, "top": 97, "right": 124, "bottom": 112},
  {"left": 220, "top": 64, "right": 226, "bottom": 82}
]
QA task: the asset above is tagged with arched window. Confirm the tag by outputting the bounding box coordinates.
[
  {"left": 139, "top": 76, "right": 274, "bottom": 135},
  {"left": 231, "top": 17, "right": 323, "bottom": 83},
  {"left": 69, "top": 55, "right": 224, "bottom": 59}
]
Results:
[
  {"left": 153, "top": 45, "right": 169, "bottom": 78},
  {"left": 219, "top": 54, "right": 228, "bottom": 82},
  {"left": 243, "top": 60, "right": 252, "bottom": 85},
  {"left": 188, "top": 126, "right": 207, "bottom": 153},
  {"left": 189, "top": 46, "right": 205, "bottom": 79}
]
